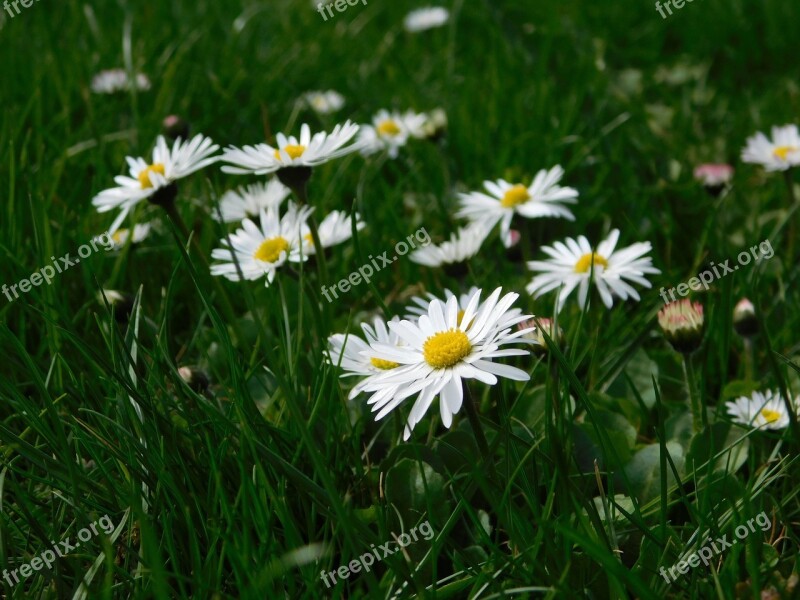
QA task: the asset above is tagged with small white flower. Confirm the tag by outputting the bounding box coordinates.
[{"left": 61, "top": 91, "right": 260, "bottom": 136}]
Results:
[
  {"left": 210, "top": 203, "right": 313, "bottom": 286},
  {"left": 213, "top": 180, "right": 291, "bottom": 223},
  {"left": 92, "top": 134, "right": 220, "bottom": 234},
  {"left": 91, "top": 69, "right": 151, "bottom": 94},
  {"left": 220, "top": 121, "right": 361, "bottom": 176},
  {"left": 357, "top": 110, "right": 428, "bottom": 159},
  {"left": 457, "top": 166, "right": 579, "bottom": 247},
  {"left": 726, "top": 390, "right": 796, "bottom": 430},
  {"left": 302, "top": 90, "right": 345, "bottom": 114},
  {"left": 301, "top": 210, "right": 365, "bottom": 255},
  {"left": 403, "top": 7, "right": 450, "bottom": 32},
  {"left": 741, "top": 124, "right": 800, "bottom": 172},
  {"left": 405, "top": 287, "right": 524, "bottom": 331},
  {"left": 110, "top": 223, "right": 152, "bottom": 248},
  {"left": 526, "top": 229, "right": 660, "bottom": 310},
  {"left": 357, "top": 288, "right": 533, "bottom": 439},
  {"left": 421, "top": 108, "right": 448, "bottom": 139},
  {"left": 409, "top": 223, "right": 488, "bottom": 267}
]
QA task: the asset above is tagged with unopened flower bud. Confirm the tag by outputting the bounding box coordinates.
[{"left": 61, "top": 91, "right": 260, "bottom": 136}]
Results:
[
  {"left": 97, "top": 289, "right": 134, "bottom": 323},
  {"left": 162, "top": 115, "right": 190, "bottom": 141},
  {"left": 733, "top": 298, "right": 758, "bottom": 337},
  {"left": 518, "top": 317, "right": 564, "bottom": 354},
  {"left": 658, "top": 299, "right": 704, "bottom": 353},
  {"left": 178, "top": 366, "right": 210, "bottom": 393},
  {"left": 693, "top": 163, "right": 734, "bottom": 197}
]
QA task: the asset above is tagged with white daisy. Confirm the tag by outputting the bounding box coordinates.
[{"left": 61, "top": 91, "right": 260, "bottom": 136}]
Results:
[
  {"left": 91, "top": 134, "right": 220, "bottom": 234},
  {"left": 741, "top": 124, "right": 800, "bottom": 172},
  {"left": 91, "top": 69, "right": 151, "bottom": 94},
  {"left": 405, "top": 287, "right": 524, "bottom": 332},
  {"left": 457, "top": 166, "right": 579, "bottom": 248},
  {"left": 357, "top": 110, "right": 428, "bottom": 159},
  {"left": 302, "top": 90, "right": 345, "bottom": 114},
  {"left": 213, "top": 180, "right": 291, "bottom": 223},
  {"left": 358, "top": 288, "right": 533, "bottom": 439},
  {"left": 301, "top": 210, "right": 365, "bottom": 255},
  {"left": 409, "top": 223, "right": 489, "bottom": 267},
  {"left": 526, "top": 229, "right": 660, "bottom": 310},
  {"left": 110, "top": 223, "right": 152, "bottom": 248},
  {"left": 220, "top": 121, "right": 361, "bottom": 176},
  {"left": 403, "top": 7, "right": 450, "bottom": 32},
  {"left": 726, "top": 390, "right": 796, "bottom": 430},
  {"left": 421, "top": 108, "right": 448, "bottom": 139},
  {"left": 210, "top": 203, "right": 312, "bottom": 286}
]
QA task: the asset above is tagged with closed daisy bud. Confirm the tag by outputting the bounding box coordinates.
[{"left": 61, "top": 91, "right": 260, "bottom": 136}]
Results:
[
  {"left": 518, "top": 317, "right": 563, "bottom": 355},
  {"left": 693, "top": 163, "right": 734, "bottom": 197},
  {"left": 658, "top": 299, "right": 704, "bottom": 354},
  {"left": 733, "top": 298, "right": 758, "bottom": 337},
  {"left": 97, "top": 289, "right": 135, "bottom": 323},
  {"left": 162, "top": 115, "right": 190, "bottom": 142},
  {"left": 178, "top": 366, "right": 210, "bottom": 393}
]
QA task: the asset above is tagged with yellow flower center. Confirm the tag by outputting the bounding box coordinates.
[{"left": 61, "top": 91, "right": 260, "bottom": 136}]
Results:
[
  {"left": 370, "top": 357, "right": 400, "bottom": 370},
  {"left": 773, "top": 146, "right": 797, "bottom": 161},
  {"left": 574, "top": 252, "right": 609, "bottom": 274},
  {"left": 273, "top": 144, "right": 306, "bottom": 161},
  {"left": 423, "top": 329, "right": 472, "bottom": 369},
  {"left": 111, "top": 230, "right": 127, "bottom": 244},
  {"left": 500, "top": 184, "right": 530, "bottom": 208},
  {"left": 138, "top": 163, "right": 165, "bottom": 189},
  {"left": 253, "top": 236, "right": 290, "bottom": 263},
  {"left": 377, "top": 120, "right": 401, "bottom": 137},
  {"left": 303, "top": 233, "right": 315, "bottom": 246},
  {"left": 760, "top": 408, "right": 781, "bottom": 423}
]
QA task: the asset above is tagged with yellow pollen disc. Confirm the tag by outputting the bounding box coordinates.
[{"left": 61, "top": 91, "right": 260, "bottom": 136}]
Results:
[
  {"left": 500, "top": 184, "right": 530, "bottom": 208},
  {"left": 303, "top": 233, "right": 315, "bottom": 246},
  {"left": 138, "top": 163, "right": 165, "bottom": 189},
  {"left": 575, "top": 252, "right": 609, "bottom": 274},
  {"left": 760, "top": 408, "right": 781, "bottom": 423},
  {"left": 253, "top": 236, "right": 290, "bottom": 263},
  {"left": 423, "top": 329, "right": 472, "bottom": 369},
  {"left": 370, "top": 357, "right": 399, "bottom": 370},
  {"left": 377, "top": 120, "right": 401, "bottom": 137},
  {"left": 112, "top": 230, "right": 127, "bottom": 244},
  {"left": 273, "top": 144, "right": 306, "bottom": 161},
  {"left": 773, "top": 145, "right": 797, "bottom": 161}
]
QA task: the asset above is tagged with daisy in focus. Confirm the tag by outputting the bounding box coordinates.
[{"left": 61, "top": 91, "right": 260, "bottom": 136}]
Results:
[
  {"left": 91, "top": 134, "right": 219, "bottom": 235},
  {"left": 726, "top": 390, "right": 796, "bottom": 430},
  {"left": 300, "top": 210, "right": 365, "bottom": 255},
  {"left": 357, "top": 288, "right": 533, "bottom": 440},
  {"left": 91, "top": 69, "right": 151, "bottom": 94},
  {"left": 302, "top": 90, "right": 345, "bottom": 114},
  {"left": 110, "top": 223, "right": 152, "bottom": 249},
  {"left": 403, "top": 7, "right": 450, "bottom": 32},
  {"left": 526, "top": 229, "right": 660, "bottom": 310},
  {"left": 741, "top": 124, "right": 800, "bottom": 171},
  {"left": 357, "top": 110, "right": 427, "bottom": 159},
  {"left": 658, "top": 299, "right": 704, "bottom": 354},
  {"left": 457, "top": 165, "right": 579, "bottom": 247},
  {"left": 213, "top": 180, "right": 291, "bottom": 223},
  {"left": 409, "top": 223, "right": 489, "bottom": 267},
  {"left": 209, "top": 203, "right": 312, "bottom": 286}
]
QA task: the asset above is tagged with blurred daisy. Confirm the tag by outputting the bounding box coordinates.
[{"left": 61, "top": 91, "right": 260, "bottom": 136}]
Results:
[
  {"left": 693, "top": 164, "right": 734, "bottom": 194},
  {"left": 110, "top": 223, "right": 152, "bottom": 248},
  {"left": 92, "top": 134, "right": 220, "bottom": 234},
  {"left": 741, "top": 125, "right": 800, "bottom": 171},
  {"left": 726, "top": 390, "right": 796, "bottom": 430},
  {"left": 220, "top": 121, "right": 361, "bottom": 176},
  {"left": 457, "top": 166, "right": 579, "bottom": 247},
  {"left": 409, "top": 223, "right": 488, "bottom": 267},
  {"left": 301, "top": 210, "right": 365, "bottom": 255},
  {"left": 210, "top": 203, "right": 312, "bottom": 286},
  {"left": 357, "top": 110, "right": 427, "bottom": 159},
  {"left": 403, "top": 7, "right": 449, "bottom": 32},
  {"left": 358, "top": 288, "right": 532, "bottom": 439},
  {"left": 421, "top": 108, "right": 448, "bottom": 139},
  {"left": 526, "top": 229, "right": 660, "bottom": 310},
  {"left": 91, "top": 69, "right": 151, "bottom": 94},
  {"left": 302, "top": 90, "right": 345, "bottom": 114},
  {"left": 213, "top": 180, "right": 291, "bottom": 223}
]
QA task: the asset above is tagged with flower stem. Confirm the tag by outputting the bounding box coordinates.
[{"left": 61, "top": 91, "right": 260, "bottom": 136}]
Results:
[
  {"left": 682, "top": 353, "right": 706, "bottom": 433},
  {"left": 785, "top": 169, "right": 796, "bottom": 261},
  {"left": 292, "top": 181, "right": 329, "bottom": 284},
  {"left": 462, "top": 382, "right": 495, "bottom": 476}
]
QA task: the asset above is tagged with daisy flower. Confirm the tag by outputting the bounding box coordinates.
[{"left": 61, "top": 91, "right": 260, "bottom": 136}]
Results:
[
  {"left": 91, "top": 134, "right": 220, "bottom": 234},
  {"left": 91, "top": 69, "right": 151, "bottom": 94},
  {"left": 741, "top": 124, "right": 800, "bottom": 172},
  {"left": 409, "top": 223, "right": 489, "bottom": 267},
  {"left": 403, "top": 7, "right": 450, "bottom": 32},
  {"left": 110, "top": 223, "right": 152, "bottom": 249},
  {"left": 220, "top": 121, "right": 361, "bottom": 176},
  {"left": 526, "top": 229, "right": 660, "bottom": 310},
  {"left": 420, "top": 108, "right": 448, "bottom": 140},
  {"left": 658, "top": 299, "right": 704, "bottom": 353},
  {"left": 301, "top": 210, "right": 365, "bottom": 255},
  {"left": 726, "top": 390, "right": 796, "bottom": 430},
  {"left": 457, "top": 165, "right": 579, "bottom": 248},
  {"left": 209, "top": 203, "right": 312, "bottom": 286},
  {"left": 302, "top": 90, "right": 345, "bottom": 114},
  {"left": 213, "top": 180, "right": 291, "bottom": 223},
  {"left": 357, "top": 110, "right": 428, "bottom": 159},
  {"left": 359, "top": 288, "right": 533, "bottom": 439},
  {"left": 405, "top": 287, "right": 524, "bottom": 331}
]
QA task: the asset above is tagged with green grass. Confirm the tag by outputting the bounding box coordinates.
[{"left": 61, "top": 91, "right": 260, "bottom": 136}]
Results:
[{"left": 1, "top": 0, "right": 799, "bottom": 597}]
